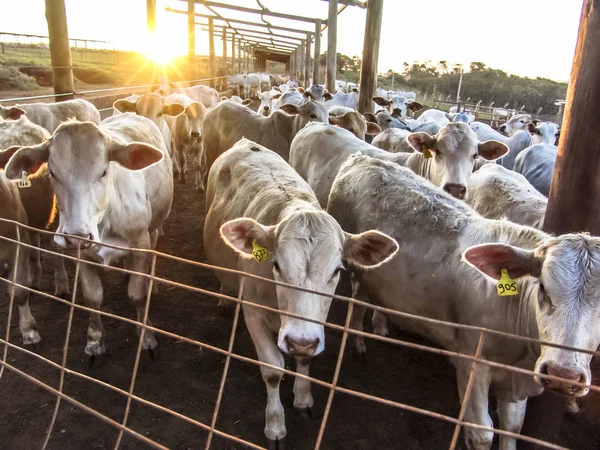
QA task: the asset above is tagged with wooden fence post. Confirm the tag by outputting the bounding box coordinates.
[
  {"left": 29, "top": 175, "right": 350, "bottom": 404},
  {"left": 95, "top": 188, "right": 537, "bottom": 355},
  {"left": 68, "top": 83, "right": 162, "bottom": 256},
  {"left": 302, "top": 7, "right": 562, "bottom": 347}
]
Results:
[
  {"left": 326, "top": 0, "right": 338, "bottom": 92},
  {"left": 313, "top": 19, "right": 321, "bottom": 85},
  {"left": 357, "top": 0, "right": 384, "bottom": 113},
  {"left": 45, "top": 0, "right": 75, "bottom": 100}
]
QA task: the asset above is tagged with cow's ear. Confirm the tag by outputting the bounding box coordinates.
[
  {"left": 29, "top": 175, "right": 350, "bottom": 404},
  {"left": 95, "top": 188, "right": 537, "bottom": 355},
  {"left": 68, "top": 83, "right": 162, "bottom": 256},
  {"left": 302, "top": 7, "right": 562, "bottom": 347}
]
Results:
[
  {"left": 220, "top": 218, "right": 276, "bottom": 259},
  {"left": 4, "top": 142, "right": 50, "bottom": 179},
  {"left": 478, "top": 140, "right": 508, "bottom": 161},
  {"left": 109, "top": 141, "right": 163, "bottom": 170},
  {"left": 323, "top": 92, "right": 333, "bottom": 101},
  {"left": 407, "top": 132, "right": 436, "bottom": 153},
  {"left": 328, "top": 115, "right": 342, "bottom": 126},
  {"left": 296, "top": 87, "right": 305, "bottom": 94},
  {"left": 366, "top": 121, "right": 381, "bottom": 135},
  {"left": 0, "top": 146, "right": 22, "bottom": 169},
  {"left": 272, "top": 93, "right": 282, "bottom": 99},
  {"left": 372, "top": 96, "right": 391, "bottom": 107},
  {"left": 343, "top": 230, "right": 398, "bottom": 269},
  {"left": 163, "top": 103, "right": 184, "bottom": 117},
  {"left": 407, "top": 101, "right": 423, "bottom": 112},
  {"left": 363, "top": 113, "right": 377, "bottom": 123},
  {"left": 242, "top": 99, "right": 254, "bottom": 106},
  {"left": 280, "top": 104, "right": 301, "bottom": 115},
  {"left": 463, "top": 243, "right": 541, "bottom": 281},
  {"left": 1, "top": 106, "right": 26, "bottom": 120},
  {"left": 113, "top": 99, "right": 137, "bottom": 113}
]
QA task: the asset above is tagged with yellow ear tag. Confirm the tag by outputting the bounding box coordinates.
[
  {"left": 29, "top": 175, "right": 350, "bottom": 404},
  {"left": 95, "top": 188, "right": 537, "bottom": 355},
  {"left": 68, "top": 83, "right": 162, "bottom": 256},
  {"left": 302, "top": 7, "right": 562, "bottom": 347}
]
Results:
[
  {"left": 422, "top": 148, "right": 433, "bottom": 159},
  {"left": 18, "top": 170, "right": 31, "bottom": 189},
  {"left": 497, "top": 269, "right": 518, "bottom": 296},
  {"left": 251, "top": 240, "right": 270, "bottom": 262}
]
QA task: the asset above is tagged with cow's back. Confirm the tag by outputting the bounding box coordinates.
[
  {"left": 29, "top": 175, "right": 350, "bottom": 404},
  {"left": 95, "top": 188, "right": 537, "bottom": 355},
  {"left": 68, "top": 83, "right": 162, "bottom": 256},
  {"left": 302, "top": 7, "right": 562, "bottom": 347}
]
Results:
[
  {"left": 514, "top": 144, "right": 557, "bottom": 196},
  {"left": 22, "top": 99, "right": 100, "bottom": 133}
]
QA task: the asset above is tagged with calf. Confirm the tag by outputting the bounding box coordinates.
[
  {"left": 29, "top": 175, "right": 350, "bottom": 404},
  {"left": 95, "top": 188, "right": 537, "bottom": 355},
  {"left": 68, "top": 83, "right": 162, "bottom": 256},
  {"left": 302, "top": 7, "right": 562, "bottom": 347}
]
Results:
[
  {"left": 290, "top": 122, "right": 507, "bottom": 207},
  {"left": 328, "top": 154, "right": 600, "bottom": 450},
  {"left": 324, "top": 89, "right": 359, "bottom": 110},
  {"left": 372, "top": 95, "right": 423, "bottom": 121},
  {"left": 204, "top": 139, "right": 397, "bottom": 447},
  {"left": 328, "top": 111, "right": 381, "bottom": 140},
  {"left": 0, "top": 99, "right": 100, "bottom": 133},
  {"left": 498, "top": 113, "right": 533, "bottom": 136},
  {"left": 5, "top": 114, "right": 174, "bottom": 359},
  {"left": 201, "top": 99, "right": 328, "bottom": 185}
]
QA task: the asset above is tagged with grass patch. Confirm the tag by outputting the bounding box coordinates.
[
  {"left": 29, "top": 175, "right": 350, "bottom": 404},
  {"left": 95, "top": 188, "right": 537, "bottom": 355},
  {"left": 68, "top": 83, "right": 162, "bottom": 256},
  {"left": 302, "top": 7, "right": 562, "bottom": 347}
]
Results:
[{"left": 0, "top": 66, "right": 40, "bottom": 91}]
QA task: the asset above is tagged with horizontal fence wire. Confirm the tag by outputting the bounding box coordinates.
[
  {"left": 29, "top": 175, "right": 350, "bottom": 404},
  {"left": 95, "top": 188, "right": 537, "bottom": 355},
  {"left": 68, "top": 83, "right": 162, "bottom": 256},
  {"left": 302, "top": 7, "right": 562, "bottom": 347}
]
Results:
[{"left": 0, "top": 217, "right": 592, "bottom": 450}]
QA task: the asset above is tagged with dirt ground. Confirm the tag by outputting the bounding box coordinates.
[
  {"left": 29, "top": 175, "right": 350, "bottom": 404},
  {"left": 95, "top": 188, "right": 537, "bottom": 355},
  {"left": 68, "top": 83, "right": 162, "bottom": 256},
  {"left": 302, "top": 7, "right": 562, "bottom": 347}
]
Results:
[{"left": 1, "top": 176, "right": 600, "bottom": 450}]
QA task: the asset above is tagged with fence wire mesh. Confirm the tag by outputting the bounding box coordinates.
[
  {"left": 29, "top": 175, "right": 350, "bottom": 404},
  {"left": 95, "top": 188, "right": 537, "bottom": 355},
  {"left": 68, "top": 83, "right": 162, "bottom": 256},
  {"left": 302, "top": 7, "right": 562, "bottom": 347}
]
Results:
[{"left": 0, "top": 217, "right": 596, "bottom": 450}]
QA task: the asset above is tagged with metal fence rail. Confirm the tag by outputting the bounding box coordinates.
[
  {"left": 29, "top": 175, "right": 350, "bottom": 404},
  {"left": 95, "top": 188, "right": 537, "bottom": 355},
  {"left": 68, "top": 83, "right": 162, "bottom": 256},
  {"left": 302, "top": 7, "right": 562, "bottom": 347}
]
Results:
[{"left": 0, "top": 217, "right": 596, "bottom": 450}]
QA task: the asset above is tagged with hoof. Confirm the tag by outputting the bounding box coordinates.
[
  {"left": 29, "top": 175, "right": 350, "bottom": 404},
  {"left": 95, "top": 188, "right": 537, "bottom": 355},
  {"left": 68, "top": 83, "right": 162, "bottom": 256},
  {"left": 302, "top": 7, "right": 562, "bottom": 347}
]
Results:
[
  {"left": 22, "top": 330, "right": 41, "bottom": 347},
  {"left": 294, "top": 405, "right": 319, "bottom": 420},
  {"left": 23, "top": 340, "right": 40, "bottom": 353},
  {"left": 86, "top": 353, "right": 106, "bottom": 369},
  {"left": 265, "top": 435, "right": 287, "bottom": 450}
]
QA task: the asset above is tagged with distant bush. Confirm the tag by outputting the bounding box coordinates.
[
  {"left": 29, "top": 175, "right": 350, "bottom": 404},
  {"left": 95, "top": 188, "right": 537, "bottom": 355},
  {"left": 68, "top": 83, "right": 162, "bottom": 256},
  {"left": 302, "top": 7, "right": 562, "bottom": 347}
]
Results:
[{"left": 0, "top": 66, "right": 39, "bottom": 90}]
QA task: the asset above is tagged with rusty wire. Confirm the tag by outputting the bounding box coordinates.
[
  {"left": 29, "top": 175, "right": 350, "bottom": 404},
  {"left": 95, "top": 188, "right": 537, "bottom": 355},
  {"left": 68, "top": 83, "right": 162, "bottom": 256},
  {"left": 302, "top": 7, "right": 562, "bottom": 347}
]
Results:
[{"left": 0, "top": 219, "right": 591, "bottom": 450}]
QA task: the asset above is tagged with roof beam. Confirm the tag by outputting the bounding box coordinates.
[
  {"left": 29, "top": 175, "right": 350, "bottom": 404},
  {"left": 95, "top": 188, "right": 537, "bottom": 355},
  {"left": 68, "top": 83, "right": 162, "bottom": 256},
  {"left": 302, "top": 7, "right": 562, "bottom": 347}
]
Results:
[
  {"left": 319, "top": 0, "right": 367, "bottom": 8},
  {"left": 166, "top": 8, "right": 314, "bottom": 37},
  {"left": 176, "top": 0, "right": 322, "bottom": 24},
  {"left": 211, "top": 32, "right": 298, "bottom": 51},
  {"left": 197, "top": 22, "right": 304, "bottom": 43}
]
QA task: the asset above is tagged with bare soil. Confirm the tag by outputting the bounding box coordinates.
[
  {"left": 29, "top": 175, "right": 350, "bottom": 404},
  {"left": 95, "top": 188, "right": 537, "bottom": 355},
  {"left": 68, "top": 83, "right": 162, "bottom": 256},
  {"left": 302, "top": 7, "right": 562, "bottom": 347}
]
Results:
[{"left": 1, "top": 177, "right": 599, "bottom": 450}]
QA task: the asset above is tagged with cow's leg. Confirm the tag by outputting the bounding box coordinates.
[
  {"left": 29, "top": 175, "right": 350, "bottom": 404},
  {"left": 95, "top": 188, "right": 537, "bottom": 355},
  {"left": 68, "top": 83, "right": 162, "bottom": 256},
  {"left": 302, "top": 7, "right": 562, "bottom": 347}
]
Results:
[
  {"left": 12, "top": 243, "right": 40, "bottom": 345},
  {"left": 496, "top": 398, "right": 527, "bottom": 450},
  {"left": 128, "top": 233, "right": 157, "bottom": 351},
  {"left": 79, "top": 262, "right": 105, "bottom": 356},
  {"left": 53, "top": 251, "right": 70, "bottom": 298},
  {"left": 29, "top": 232, "right": 42, "bottom": 289},
  {"left": 181, "top": 148, "right": 189, "bottom": 184},
  {"left": 455, "top": 358, "right": 494, "bottom": 450},
  {"left": 172, "top": 142, "right": 182, "bottom": 181},
  {"left": 244, "top": 308, "right": 287, "bottom": 446},
  {"left": 350, "top": 274, "right": 368, "bottom": 360},
  {"left": 371, "top": 310, "right": 389, "bottom": 337},
  {"left": 194, "top": 144, "right": 204, "bottom": 191},
  {"left": 293, "top": 356, "right": 315, "bottom": 418}
]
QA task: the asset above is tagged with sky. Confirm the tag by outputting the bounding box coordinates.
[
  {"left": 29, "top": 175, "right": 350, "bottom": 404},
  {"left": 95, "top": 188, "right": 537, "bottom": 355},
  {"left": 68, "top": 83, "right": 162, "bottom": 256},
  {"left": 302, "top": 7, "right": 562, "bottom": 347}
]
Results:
[{"left": 0, "top": 0, "right": 583, "bottom": 82}]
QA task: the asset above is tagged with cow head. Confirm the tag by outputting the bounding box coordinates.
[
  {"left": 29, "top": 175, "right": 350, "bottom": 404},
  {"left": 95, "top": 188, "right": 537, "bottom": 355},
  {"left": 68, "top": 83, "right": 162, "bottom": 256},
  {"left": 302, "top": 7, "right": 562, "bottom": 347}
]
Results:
[
  {"left": 280, "top": 101, "right": 329, "bottom": 130},
  {"left": 258, "top": 90, "right": 282, "bottom": 116},
  {"left": 464, "top": 234, "right": 600, "bottom": 397},
  {"left": 364, "top": 111, "right": 410, "bottom": 132},
  {"left": 498, "top": 114, "right": 533, "bottom": 136},
  {"left": 407, "top": 122, "right": 508, "bottom": 200},
  {"left": 527, "top": 121, "right": 560, "bottom": 145},
  {"left": 303, "top": 85, "right": 332, "bottom": 103},
  {"left": 181, "top": 101, "right": 207, "bottom": 140},
  {"left": 220, "top": 212, "right": 398, "bottom": 358},
  {"left": 114, "top": 94, "right": 184, "bottom": 129},
  {"left": 328, "top": 111, "right": 381, "bottom": 140},
  {"left": 4, "top": 121, "right": 163, "bottom": 250},
  {"left": 372, "top": 96, "right": 423, "bottom": 120}
]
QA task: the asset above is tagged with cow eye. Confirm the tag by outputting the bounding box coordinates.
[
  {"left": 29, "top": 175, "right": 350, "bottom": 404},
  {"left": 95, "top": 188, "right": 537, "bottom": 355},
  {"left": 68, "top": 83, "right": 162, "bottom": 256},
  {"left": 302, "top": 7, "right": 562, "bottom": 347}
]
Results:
[
  {"left": 273, "top": 261, "right": 281, "bottom": 273},
  {"left": 473, "top": 154, "right": 478, "bottom": 160},
  {"left": 386, "top": 119, "right": 392, "bottom": 123},
  {"left": 538, "top": 283, "right": 554, "bottom": 309},
  {"left": 101, "top": 169, "right": 108, "bottom": 178},
  {"left": 310, "top": 114, "right": 317, "bottom": 119}
]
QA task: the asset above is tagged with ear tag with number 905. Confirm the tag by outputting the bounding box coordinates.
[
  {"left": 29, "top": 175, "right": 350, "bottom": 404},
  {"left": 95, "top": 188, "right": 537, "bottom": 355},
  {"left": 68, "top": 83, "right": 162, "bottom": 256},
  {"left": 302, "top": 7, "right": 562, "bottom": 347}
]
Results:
[
  {"left": 18, "top": 170, "right": 31, "bottom": 189},
  {"left": 497, "top": 269, "right": 518, "bottom": 296},
  {"left": 251, "top": 240, "right": 270, "bottom": 262},
  {"left": 422, "top": 148, "right": 433, "bottom": 159}
]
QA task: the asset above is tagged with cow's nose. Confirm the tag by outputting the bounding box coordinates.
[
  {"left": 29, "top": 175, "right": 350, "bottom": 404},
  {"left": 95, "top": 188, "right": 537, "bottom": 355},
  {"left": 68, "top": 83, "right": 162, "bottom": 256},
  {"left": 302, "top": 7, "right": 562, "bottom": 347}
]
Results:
[
  {"left": 190, "top": 131, "right": 200, "bottom": 138},
  {"left": 443, "top": 183, "right": 467, "bottom": 200},
  {"left": 64, "top": 233, "right": 93, "bottom": 249},
  {"left": 391, "top": 108, "right": 402, "bottom": 118},
  {"left": 284, "top": 336, "right": 319, "bottom": 357},
  {"left": 539, "top": 362, "right": 587, "bottom": 395},
  {"left": 498, "top": 124, "right": 506, "bottom": 132},
  {"left": 262, "top": 106, "right": 270, "bottom": 115}
]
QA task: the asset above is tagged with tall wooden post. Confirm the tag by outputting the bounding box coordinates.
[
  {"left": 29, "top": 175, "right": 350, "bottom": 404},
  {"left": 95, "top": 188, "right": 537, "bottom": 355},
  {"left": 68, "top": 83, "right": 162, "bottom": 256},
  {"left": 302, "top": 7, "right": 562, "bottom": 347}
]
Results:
[
  {"left": 326, "top": 0, "right": 338, "bottom": 93},
  {"left": 298, "top": 42, "right": 305, "bottom": 85},
  {"left": 231, "top": 34, "right": 236, "bottom": 74},
  {"left": 187, "top": 0, "right": 196, "bottom": 80},
  {"left": 358, "top": 0, "right": 384, "bottom": 113},
  {"left": 222, "top": 27, "right": 227, "bottom": 75},
  {"left": 304, "top": 38, "right": 311, "bottom": 86},
  {"left": 290, "top": 50, "right": 296, "bottom": 80},
  {"left": 45, "top": 0, "right": 75, "bottom": 100},
  {"left": 147, "top": 0, "right": 156, "bottom": 37},
  {"left": 313, "top": 20, "right": 321, "bottom": 85},
  {"left": 520, "top": 2, "right": 599, "bottom": 448},
  {"left": 208, "top": 16, "right": 216, "bottom": 86},
  {"left": 237, "top": 37, "right": 242, "bottom": 73}
]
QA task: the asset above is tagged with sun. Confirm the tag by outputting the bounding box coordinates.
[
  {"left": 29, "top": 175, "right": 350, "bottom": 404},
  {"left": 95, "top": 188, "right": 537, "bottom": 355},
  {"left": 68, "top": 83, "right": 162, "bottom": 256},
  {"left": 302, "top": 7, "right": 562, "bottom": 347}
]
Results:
[{"left": 144, "top": 32, "right": 179, "bottom": 64}]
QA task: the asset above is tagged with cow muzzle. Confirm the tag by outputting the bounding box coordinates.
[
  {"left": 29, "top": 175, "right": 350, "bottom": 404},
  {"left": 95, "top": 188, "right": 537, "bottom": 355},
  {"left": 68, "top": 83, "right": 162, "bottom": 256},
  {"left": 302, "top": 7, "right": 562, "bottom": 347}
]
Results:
[
  {"left": 190, "top": 131, "right": 200, "bottom": 139},
  {"left": 262, "top": 106, "right": 270, "bottom": 116},
  {"left": 443, "top": 183, "right": 467, "bottom": 200},
  {"left": 283, "top": 335, "right": 320, "bottom": 357},
  {"left": 537, "top": 362, "right": 588, "bottom": 396},
  {"left": 498, "top": 124, "right": 508, "bottom": 134}
]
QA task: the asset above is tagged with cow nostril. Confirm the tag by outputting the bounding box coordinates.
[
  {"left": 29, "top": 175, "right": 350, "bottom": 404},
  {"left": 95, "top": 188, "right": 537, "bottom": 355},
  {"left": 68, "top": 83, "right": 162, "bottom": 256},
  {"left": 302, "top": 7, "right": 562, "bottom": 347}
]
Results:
[
  {"left": 443, "top": 184, "right": 467, "bottom": 200},
  {"left": 191, "top": 131, "right": 200, "bottom": 138}
]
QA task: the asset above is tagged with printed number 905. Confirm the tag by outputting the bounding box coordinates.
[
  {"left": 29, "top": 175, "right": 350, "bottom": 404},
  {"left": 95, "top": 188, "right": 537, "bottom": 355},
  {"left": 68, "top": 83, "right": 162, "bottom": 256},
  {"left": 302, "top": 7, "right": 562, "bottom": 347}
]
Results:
[{"left": 498, "top": 283, "right": 517, "bottom": 295}]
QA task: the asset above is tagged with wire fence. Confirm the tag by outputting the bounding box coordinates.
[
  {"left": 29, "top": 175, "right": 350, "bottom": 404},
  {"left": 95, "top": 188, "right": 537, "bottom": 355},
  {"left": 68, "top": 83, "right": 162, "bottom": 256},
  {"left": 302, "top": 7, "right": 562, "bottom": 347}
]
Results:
[{"left": 0, "top": 216, "right": 597, "bottom": 450}]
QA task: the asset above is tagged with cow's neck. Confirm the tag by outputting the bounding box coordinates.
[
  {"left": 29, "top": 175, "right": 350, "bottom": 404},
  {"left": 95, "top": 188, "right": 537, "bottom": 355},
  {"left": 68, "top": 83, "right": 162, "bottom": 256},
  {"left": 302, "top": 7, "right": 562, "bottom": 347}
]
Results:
[
  {"left": 402, "top": 152, "right": 432, "bottom": 180},
  {"left": 269, "top": 111, "right": 297, "bottom": 149}
]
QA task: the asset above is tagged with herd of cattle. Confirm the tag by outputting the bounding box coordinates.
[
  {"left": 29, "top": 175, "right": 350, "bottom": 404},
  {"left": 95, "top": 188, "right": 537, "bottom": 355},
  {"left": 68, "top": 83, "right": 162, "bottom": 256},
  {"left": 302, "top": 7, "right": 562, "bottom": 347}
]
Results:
[{"left": 0, "top": 74, "right": 598, "bottom": 450}]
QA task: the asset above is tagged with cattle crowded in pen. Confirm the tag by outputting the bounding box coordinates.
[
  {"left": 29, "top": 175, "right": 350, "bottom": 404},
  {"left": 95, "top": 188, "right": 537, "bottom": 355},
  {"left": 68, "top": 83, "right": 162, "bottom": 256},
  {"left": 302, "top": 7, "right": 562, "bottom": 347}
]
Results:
[{"left": 1, "top": 70, "right": 597, "bottom": 450}]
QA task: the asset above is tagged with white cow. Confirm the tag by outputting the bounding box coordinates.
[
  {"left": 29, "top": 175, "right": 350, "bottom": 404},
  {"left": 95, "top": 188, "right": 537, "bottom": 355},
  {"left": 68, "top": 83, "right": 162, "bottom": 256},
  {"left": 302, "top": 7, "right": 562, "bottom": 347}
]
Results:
[
  {"left": 513, "top": 144, "right": 557, "bottom": 197},
  {"left": 201, "top": 100, "right": 328, "bottom": 185},
  {"left": 324, "top": 89, "right": 359, "bottom": 110},
  {"left": 467, "top": 164, "right": 547, "bottom": 228},
  {"left": 179, "top": 84, "right": 220, "bottom": 108},
  {"left": 371, "top": 128, "right": 412, "bottom": 153},
  {"left": 166, "top": 93, "right": 207, "bottom": 189},
  {"left": 5, "top": 114, "right": 174, "bottom": 359},
  {"left": 289, "top": 122, "right": 507, "bottom": 207},
  {"left": 498, "top": 114, "right": 534, "bottom": 136},
  {"left": 328, "top": 154, "right": 600, "bottom": 450},
  {"left": 328, "top": 111, "right": 381, "bottom": 140},
  {"left": 417, "top": 109, "right": 451, "bottom": 128},
  {"left": 113, "top": 94, "right": 184, "bottom": 156},
  {"left": 0, "top": 99, "right": 100, "bottom": 133},
  {"left": 204, "top": 139, "right": 398, "bottom": 447},
  {"left": 258, "top": 89, "right": 282, "bottom": 116},
  {"left": 372, "top": 95, "right": 423, "bottom": 121}
]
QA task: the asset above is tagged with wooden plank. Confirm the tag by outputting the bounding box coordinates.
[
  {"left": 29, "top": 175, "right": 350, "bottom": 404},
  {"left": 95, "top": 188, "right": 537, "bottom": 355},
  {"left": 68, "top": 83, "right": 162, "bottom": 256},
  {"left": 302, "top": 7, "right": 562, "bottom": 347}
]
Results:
[
  {"left": 187, "top": 0, "right": 196, "bottom": 79},
  {"left": 326, "top": 0, "right": 338, "bottom": 92},
  {"left": 320, "top": 0, "right": 366, "bottom": 7},
  {"left": 177, "top": 0, "right": 320, "bottom": 24},
  {"left": 207, "top": 29, "right": 299, "bottom": 48},
  {"left": 44, "top": 0, "right": 75, "bottom": 99},
  {"left": 313, "top": 19, "right": 322, "bottom": 85},
  {"left": 196, "top": 23, "right": 304, "bottom": 43},
  {"left": 357, "top": 0, "right": 383, "bottom": 113}
]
